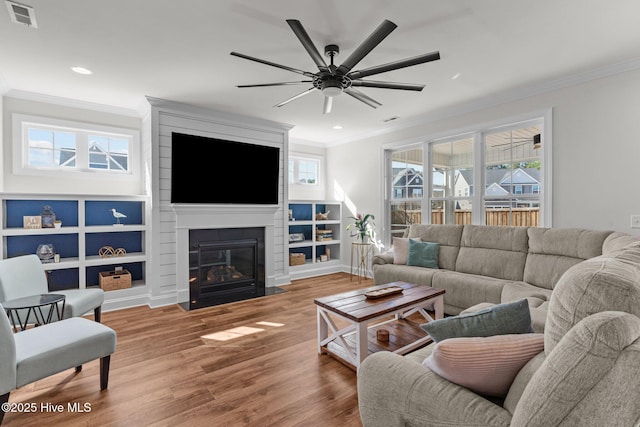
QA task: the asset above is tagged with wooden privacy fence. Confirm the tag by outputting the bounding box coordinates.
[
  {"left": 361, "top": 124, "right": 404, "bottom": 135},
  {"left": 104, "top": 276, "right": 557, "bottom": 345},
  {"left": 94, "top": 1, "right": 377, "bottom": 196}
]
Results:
[{"left": 392, "top": 208, "right": 539, "bottom": 227}]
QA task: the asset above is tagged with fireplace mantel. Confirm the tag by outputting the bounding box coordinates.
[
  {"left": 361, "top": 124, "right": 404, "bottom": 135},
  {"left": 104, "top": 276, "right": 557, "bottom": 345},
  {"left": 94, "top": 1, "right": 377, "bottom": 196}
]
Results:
[{"left": 171, "top": 204, "right": 279, "bottom": 229}]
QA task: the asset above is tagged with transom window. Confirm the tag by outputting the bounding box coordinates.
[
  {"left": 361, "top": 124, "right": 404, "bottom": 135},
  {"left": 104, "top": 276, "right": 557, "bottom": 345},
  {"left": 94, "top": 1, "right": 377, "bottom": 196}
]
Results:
[
  {"left": 13, "top": 114, "right": 138, "bottom": 178},
  {"left": 289, "top": 155, "right": 320, "bottom": 185}
]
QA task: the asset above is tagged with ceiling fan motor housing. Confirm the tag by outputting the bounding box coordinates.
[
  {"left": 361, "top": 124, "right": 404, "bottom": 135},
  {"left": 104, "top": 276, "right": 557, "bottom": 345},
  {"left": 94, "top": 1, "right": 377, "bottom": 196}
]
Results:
[{"left": 315, "top": 73, "right": 351, "bottom": 96}]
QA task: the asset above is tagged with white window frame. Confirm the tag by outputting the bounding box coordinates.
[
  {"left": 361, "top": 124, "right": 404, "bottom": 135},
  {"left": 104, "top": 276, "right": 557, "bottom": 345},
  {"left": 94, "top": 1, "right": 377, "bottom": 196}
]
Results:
[
  {"left": 381, "top": 109, "right": 552, "bottom": 249},
  {"left": 288, "top": 154, "right": 321, "bottom": 186},
  {"left": 12, "top": 114, "right": 139, "bottom": 181}
]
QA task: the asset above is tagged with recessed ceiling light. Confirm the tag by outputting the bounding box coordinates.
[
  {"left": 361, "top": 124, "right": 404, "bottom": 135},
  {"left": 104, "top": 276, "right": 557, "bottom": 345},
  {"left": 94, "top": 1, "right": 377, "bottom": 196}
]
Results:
[
  {"left": 451, "top": 73, "right": 461, "bottom": 80},
  {"left": 332, "top": 125, "right": 343, "bottom": 130},
  {"left": 71, "top": 66, "right": 92, "bottom": 75}
]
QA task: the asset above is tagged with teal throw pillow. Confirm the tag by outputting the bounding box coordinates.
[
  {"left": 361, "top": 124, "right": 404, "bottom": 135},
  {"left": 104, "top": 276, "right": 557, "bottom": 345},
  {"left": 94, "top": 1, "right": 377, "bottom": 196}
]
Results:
[
  {"left": 406, "top": 239, "right": 439, "bottom": 269},
  {"left": 420, "top": 299, "right": 534, "bottom": 343}
]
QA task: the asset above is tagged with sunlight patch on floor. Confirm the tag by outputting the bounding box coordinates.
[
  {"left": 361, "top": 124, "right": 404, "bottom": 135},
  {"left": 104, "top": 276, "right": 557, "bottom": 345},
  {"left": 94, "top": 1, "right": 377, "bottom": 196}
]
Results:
[
  {"left": 201, "top": 326, "right": 264, "bottom": 341},
  {"left": 256, "top": 321, "right": 284, "bottom": 327}
]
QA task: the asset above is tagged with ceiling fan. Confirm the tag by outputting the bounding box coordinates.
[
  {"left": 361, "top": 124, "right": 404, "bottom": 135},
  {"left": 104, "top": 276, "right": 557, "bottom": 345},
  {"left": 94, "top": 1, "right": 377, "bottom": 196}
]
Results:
[{"left": 230, "top": 19, "right": 440, "bottom": 114}]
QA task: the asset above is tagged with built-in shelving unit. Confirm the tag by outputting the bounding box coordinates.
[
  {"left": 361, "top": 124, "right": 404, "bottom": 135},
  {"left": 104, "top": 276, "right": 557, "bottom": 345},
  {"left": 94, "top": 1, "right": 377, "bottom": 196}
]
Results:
[
  {"left": 288, "top": 200, "right": 342, "bottom": 279},
  {"left": 1, "top": 194, "right": 149, "bottom": 292}
]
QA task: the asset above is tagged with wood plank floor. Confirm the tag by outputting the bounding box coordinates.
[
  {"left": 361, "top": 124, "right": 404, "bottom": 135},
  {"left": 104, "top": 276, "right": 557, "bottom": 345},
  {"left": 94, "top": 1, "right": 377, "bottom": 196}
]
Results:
[{"left": 4, "top": 273, "right": 378, "bottom": 427}]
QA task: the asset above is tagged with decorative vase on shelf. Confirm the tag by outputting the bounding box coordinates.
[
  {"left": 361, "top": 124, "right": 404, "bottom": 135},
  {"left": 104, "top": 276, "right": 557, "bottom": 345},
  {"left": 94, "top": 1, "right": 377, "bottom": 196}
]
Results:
[{"left": 36, "top": 243, "right": 56, "bottom": 263}]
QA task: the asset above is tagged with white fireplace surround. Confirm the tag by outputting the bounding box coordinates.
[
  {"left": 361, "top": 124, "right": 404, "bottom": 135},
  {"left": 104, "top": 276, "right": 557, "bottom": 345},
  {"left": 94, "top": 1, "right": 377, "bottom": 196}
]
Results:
[{"left": 172, "top": 204, "right": 279, "bottom": 303}]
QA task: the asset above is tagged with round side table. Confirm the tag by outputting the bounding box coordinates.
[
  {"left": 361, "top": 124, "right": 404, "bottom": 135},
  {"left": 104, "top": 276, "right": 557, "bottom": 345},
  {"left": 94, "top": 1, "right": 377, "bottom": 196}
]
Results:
[{"left": 3, "top": 294, "right": 66, "bottom": 333}]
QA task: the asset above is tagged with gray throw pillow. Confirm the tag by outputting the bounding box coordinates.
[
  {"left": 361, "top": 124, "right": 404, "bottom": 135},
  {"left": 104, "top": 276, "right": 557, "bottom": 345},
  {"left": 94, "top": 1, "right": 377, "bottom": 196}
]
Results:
[
  {"left": 406, "top": 239, "right": 439, "bottom": 268},
  {"left": 421, "top": 299, "right": 533, "bottom": 343}
]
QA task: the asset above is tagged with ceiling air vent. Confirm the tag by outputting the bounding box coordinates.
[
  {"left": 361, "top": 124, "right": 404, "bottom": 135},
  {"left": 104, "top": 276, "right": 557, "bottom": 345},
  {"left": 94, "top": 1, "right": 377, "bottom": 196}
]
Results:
[{"left": 5, "top": 0, "right": 37, "bottom": 28}]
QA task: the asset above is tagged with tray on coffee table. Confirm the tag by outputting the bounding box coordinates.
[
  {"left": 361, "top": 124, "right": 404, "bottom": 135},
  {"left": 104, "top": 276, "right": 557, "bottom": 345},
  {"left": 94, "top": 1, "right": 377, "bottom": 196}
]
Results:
[{"left": 364, "top": 286, "right": 404, "bottom": 299}]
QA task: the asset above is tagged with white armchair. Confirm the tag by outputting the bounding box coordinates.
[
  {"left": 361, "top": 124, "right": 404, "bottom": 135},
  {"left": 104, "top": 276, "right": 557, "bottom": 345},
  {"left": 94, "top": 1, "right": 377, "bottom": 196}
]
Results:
[
  {"left": 0, "top": 302, "right": 116, "bottom": 425},
  {"left": 0, "top": 255, "right": 104, "bottom": 323}
]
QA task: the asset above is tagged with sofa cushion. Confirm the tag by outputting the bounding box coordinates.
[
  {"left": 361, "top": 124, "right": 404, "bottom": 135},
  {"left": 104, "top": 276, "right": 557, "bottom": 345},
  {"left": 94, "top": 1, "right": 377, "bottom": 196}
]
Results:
[
  {"left": 407, "top": 224, "right": 463, "bottom": 271},
  {"left": 455, "top": 225, "right": 529, "bottom": 281},
  {"left": 512, "top": 312, "right": 640, "bottom": 426},
  {"left": 407, "top": 240, "right": 439, "bottom": 269},
  {"left": 372, "top": 263, "right": 439, "bottom": 286},
  {"left": 423, "top": 333, "right": 544, "bottom": 397},
  {"left": 545, "top": 245, "right": 640, "bottom": 354},
  {"left": 420, "top": 299, "right": 533, "bottom": 342},
  {"left": 523, "top": 228, "right": 611, "bottom": 290},
  {"left": 358, "top": 351, "right": 513, "bottom": 427},
  {"left": 392, "top": 237, "right": 421, "bottom": 264},
  {"left": 503, "top": 351, "right": 546, "bottom": 415},
  {"left": 430, "top": 271, "right": 506, "bottom": 314},
  {"left": 501, "top": 281, "right": 551, "bottom": 308},
  {"left": 603, "top": 231, "right": 640, "bottom": 255}
]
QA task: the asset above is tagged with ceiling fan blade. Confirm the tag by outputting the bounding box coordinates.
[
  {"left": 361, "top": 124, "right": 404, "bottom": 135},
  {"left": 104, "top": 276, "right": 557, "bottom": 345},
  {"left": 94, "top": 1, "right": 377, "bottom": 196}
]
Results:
[
  {"left": 323, "top": 96, "right": 333, "bottom": 114},
  {"left": 344, "top": 88, "right": 382, "bottom": 109},
  {"left": 351, "top": 80, "right": 425, "bottom": 91},
  {"left": 274, "top": 87, "right": 317, "bottom": 107},
  {"left": 348, "top": 51, "right": 440, "bottom": 79},
  {"left": 230, "top": 52, "right": 316, "bottom": 78},
  {"left": 237, "top": 81, "right": 313, "bottom": 88},
  {"left": 336, "top": 19, "right": 397, "bottom": 75},
  {"left": 286, "top": 19, "right": 329, "bottom": 72}
]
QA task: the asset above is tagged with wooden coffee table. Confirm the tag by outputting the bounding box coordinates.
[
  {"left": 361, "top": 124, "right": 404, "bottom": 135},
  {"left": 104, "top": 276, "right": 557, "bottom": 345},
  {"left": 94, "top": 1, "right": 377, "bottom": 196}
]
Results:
[{"left": 314, "top": 281, "right": 444, "bottom": 371}]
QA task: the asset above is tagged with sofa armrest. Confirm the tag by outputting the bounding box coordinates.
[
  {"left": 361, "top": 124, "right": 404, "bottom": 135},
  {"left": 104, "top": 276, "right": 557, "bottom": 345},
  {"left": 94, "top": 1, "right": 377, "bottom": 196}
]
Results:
[
  {"left": 357, "top": 352, "right": 512, "bottom": 427},
  {"left": 372, "top": 253, "right": 394, "bottom": 266}
]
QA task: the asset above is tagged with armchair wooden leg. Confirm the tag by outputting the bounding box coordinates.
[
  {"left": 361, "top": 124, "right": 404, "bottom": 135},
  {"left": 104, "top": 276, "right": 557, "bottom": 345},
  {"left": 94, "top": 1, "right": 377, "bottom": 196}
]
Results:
[
  {"left": 1, "top": 392, "right": 10, "bottom": 424},
  {"left": 100, "top": 355, "right": 111, "bottom": 390},
  {"left": 94, "top": 306, "right": 102, "bottom": 323}
]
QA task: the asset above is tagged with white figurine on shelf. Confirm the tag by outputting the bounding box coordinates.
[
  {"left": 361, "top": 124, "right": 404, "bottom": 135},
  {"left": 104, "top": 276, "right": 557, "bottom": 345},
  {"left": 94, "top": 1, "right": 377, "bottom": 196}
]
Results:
[{"left": 111, "top": 208, "right": 127, "bottom": 226}]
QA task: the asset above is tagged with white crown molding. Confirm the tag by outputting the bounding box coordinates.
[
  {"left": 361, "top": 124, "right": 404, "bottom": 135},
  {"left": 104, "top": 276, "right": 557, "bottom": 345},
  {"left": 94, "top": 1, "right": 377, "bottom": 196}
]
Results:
[
  {"left": 289, "top": 137, "right": 326, "bottom": 148},
  {"left": 327, "top": 56, "right": 640, "bottom": 147},
  {"left": 146, "top": 96, "right": 295, "bottom": 133},
  {"left": 4, "top": 89, "right": 141, "bottom": 118}
]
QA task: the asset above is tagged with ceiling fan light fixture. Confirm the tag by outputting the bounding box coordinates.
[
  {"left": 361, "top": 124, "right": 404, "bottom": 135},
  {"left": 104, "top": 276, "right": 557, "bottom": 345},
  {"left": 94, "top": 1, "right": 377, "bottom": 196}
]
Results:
[{"left": 321, "top": 81, "right": 343, "bottom": 97}]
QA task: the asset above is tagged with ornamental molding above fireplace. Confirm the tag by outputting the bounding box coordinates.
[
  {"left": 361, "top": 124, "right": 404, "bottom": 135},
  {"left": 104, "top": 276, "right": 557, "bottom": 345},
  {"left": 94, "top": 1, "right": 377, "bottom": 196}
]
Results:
[{"left": 171, "top": 204, "right": 280, "bottom": 229}]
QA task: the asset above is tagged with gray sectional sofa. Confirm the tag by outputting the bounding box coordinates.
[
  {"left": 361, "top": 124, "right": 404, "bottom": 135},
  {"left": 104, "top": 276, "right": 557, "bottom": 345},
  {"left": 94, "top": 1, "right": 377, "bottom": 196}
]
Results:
[
  {"left": 360, "top": 224, "right": 640, "bottom": 426},
  {"left": 372, "top": 224, "right": 629, "bottom": 332}
]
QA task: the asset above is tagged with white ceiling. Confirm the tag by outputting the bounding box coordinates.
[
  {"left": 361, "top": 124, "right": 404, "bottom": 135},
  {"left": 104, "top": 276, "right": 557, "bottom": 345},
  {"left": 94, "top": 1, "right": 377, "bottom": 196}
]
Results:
[{"left": 2, "top": 0, "right": 640, "bottom": 145}]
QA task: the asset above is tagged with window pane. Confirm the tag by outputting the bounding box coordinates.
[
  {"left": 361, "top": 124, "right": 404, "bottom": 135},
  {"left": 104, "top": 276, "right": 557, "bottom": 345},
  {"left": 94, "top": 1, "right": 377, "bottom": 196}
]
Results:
[
  {"left": 484, "top": 125, "right": 541, "bottom": 226},
  {"left": 391, "top": 148, "right": 423, "bottom": 199},
  {"left": 289, "top": 157, "right": 319, "bottom": 185},
  {"left": 430, "top": 199, "right": 472, "bottom": 224},
  {"left": 29, "top": 147, "right": 53, "bottom": 167},
  {"left": 27, "top": 128, "right": 77, "bottom": 168},
  {"left": 431, "top": 138, "right": 473, "bottom": 225},
  {"left": 88, "top": 135, "right": 130, "bottom": 172},
  {"left": 390, "top": 201, "right": 421, "bottom": 238}
]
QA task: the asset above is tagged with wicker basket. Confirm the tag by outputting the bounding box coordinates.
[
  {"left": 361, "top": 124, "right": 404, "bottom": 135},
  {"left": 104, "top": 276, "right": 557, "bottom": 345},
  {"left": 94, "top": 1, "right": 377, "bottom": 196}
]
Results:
[
  {"left": 99, "top": 270, "right": 132, "bottom": 291},
  {"left": 289, "top": 253, "right": 306, "bottom": 266}
]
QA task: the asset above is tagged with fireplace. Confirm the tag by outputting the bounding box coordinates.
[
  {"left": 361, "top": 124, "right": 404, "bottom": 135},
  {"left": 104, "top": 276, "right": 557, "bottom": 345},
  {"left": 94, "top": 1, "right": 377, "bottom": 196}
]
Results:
[{"left": 188, "top": 227, "right": 265, "bottom": 309}]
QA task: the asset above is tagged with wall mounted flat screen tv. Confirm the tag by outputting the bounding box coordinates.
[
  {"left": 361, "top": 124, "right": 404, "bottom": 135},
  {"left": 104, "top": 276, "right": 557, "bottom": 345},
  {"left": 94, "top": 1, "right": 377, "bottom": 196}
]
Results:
[{"left": 171, "top": 132, "right": 280, "bottom": 204}]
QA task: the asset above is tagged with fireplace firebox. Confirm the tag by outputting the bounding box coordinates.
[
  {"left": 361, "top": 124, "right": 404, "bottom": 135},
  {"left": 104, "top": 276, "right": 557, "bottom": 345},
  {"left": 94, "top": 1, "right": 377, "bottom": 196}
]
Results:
[{"left": 188, "top": 227, "right": 265, "bottom": 309}]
